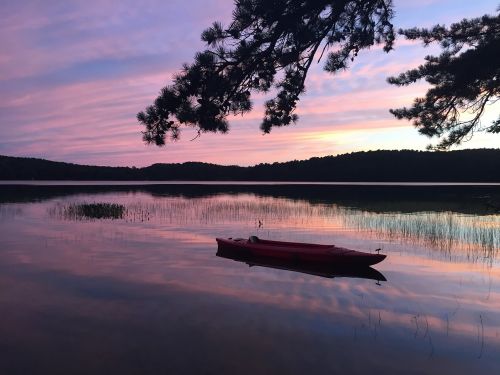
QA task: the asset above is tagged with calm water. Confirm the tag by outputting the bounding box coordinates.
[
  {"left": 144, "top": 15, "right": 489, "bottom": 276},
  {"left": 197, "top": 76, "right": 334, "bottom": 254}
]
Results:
[{"left": 1, "top": 184, "right": 499, "bottom": 374}]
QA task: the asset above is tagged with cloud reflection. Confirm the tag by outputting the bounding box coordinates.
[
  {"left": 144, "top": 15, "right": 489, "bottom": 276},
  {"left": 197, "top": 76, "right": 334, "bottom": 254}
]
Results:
[{"left": 1, "top": 188, "right": 500, "bottom": 373}]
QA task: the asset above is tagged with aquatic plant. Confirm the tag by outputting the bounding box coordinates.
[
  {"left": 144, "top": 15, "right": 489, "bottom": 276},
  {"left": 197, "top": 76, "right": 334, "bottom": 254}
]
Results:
[
  {"left": 49, "top": 194, "right": 499, "bottom": 261},
  {"left": 342, "top": 210, "right": 500, "bottom": 260},
  {"left": 55, "top": 202, "right": 126, "bottom": 220}
]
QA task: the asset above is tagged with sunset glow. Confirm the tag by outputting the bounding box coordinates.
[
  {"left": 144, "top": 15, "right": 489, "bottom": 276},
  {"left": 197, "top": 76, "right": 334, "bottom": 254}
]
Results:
[{"left": 1, "top": 0, "right": 498, "bottom": 166}]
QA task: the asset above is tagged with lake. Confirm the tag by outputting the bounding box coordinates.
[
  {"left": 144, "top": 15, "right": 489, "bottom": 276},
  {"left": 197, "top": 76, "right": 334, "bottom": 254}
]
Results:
[{"left": 0, "top": 183, "right": 499, "bottom": 374}]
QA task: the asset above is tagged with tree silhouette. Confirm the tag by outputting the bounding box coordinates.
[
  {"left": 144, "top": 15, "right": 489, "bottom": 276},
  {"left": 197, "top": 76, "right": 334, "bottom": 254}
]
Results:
[
  {"left": 388, "top": 11, "right": 500, "bottom": 149},
  {"left": 138, "top": 1, "right": 498, "bottom": 148},
  {"left": 138, "top": 0, "right": 394, "bottom": 145}
]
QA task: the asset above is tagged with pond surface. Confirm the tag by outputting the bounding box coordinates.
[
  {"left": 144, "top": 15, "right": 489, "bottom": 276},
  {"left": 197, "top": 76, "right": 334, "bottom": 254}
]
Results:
[{"left": 0, "top": 184, "right": 499, "bottom": 375}]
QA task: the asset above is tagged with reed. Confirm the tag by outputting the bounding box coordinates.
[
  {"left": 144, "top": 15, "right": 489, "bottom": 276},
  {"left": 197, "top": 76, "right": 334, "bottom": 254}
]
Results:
[
  {"left": 55, "top": 202, "right": 126, "bottom": 220},
  {"left": 342, "top": 210, "right": 499, "bottom": 257},
  {"left": 48, "top": 194, "right": 499, "bottom": 259}
]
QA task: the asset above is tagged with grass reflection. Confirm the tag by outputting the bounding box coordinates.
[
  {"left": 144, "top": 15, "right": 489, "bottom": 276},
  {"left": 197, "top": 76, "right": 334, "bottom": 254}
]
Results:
[
  {"left": 0, "top": 204, "right": 23, "bottom": 220},
  {"left": 49, "top": 194, "right": 499, "bottom": 260},
  {"left": 343, "top": 210, "right": 499, "bottom": 258}
]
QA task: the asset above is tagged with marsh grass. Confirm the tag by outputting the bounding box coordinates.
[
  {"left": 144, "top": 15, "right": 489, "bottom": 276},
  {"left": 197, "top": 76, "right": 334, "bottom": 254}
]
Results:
[
  {"left": 49, "top": 194, "right": 499, "bottom": 260},
  {"left": 125, "top": 196, "right": 499, "bottom": 254},
  {"left": 342, "top": 210, "right": 500, "bottom": 259},
  {"left": 52, "top": 202, "right": 126, "bottom": 220}
]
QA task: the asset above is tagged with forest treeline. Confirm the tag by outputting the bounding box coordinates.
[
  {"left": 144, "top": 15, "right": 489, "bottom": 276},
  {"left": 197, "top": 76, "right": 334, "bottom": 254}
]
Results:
[{"left": 0, "top": 149, "right": 499, "bottom": 182}]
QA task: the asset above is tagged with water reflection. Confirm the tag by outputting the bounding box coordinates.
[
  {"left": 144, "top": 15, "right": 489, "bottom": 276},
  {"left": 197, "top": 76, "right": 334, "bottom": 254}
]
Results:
[
  {"left": 44, "top": 192, "right": 500, "bottom": 262},
  {"left": 216, "top": 248, "right": 387, "bottom": 282},
  {"left": 2, "top": 183, "right": 500, "bottom": 214},
  {"left": 0, "top": 184, "right": 499, "bottom": 374},
  {"left": 344, "top": 210, "right": 499, "bottom": 258}
]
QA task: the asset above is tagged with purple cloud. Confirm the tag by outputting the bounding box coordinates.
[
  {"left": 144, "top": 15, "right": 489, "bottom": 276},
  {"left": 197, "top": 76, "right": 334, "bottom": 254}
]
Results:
[{"left": 0, "top": 0, "right": 498, "bottom": 166}]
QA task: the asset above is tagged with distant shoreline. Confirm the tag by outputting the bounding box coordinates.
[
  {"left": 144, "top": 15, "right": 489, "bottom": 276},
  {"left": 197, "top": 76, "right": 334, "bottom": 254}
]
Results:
[
  {"left": 1, "top": 149, "right": 499, "bottom": 182},
  {"left": 1, "top": 180, "right": 500, "bottom": 186}
]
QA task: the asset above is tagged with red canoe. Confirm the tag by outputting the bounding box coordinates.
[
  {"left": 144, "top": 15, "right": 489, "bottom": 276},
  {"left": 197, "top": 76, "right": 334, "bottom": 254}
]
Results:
[{"left": 216, "top": 236, "right": 386, "bottom": 266}]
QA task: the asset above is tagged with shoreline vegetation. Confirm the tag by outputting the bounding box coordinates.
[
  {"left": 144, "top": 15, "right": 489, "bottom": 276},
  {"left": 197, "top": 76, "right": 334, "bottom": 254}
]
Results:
[
  {"left": 46, "top": 198, "right": 499, "bottom": 257},
  {"left": 1, "top": 149, "right": 499, "bottom": 182}
]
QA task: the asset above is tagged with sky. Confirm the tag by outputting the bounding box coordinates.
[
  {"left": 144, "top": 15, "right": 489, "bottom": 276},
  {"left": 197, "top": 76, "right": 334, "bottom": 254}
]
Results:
[{"left": 0, "top": 0, "right": 498, "bottom": 167}]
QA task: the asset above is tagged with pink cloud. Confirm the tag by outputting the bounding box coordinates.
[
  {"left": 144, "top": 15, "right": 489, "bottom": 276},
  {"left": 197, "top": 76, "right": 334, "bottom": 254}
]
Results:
[{"left": 1, "top": 0, "right": 498, "bottom": 166}]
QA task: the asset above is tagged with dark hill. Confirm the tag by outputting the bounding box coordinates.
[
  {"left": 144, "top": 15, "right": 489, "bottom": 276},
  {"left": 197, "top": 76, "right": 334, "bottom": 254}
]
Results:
[{"left": 0, "top": 149, "right": 499, "bottom": 182}]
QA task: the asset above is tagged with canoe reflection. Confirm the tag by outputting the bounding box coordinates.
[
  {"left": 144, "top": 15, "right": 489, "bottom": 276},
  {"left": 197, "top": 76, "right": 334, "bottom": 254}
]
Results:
[{"left": 216, "top": 248, "right": 387, "bottom": 282}]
